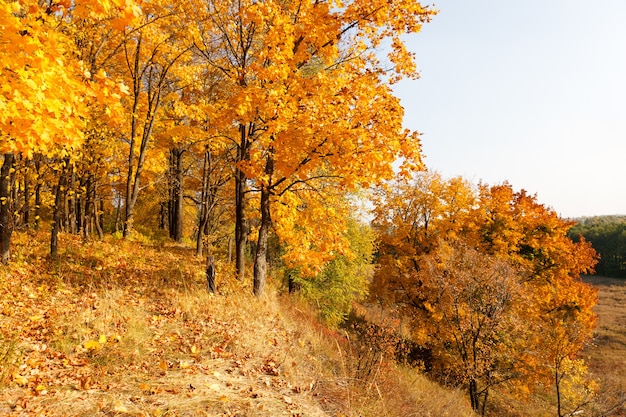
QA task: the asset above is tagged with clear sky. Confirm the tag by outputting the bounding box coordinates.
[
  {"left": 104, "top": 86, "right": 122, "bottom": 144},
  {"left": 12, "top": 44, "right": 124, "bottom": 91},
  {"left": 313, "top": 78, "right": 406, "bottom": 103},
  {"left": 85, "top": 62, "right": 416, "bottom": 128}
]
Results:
[{"left": 394, "top": 1, "right": 626, "bottom": 218}]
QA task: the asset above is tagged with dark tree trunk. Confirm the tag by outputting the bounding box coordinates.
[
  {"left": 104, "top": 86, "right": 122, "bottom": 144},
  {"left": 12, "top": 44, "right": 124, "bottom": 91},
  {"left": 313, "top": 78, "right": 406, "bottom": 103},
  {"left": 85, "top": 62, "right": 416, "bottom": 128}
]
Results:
[
  {"left": 288, "top": 272, "right": 299, "bottom": 294},
  {"left": 235, "top": 123, "right": 249, "bottom": 281},
  {"left": 206, "top": 247, "right": 216, "bottom": 293},
  {"left": 469, "top": 378, "right": 479, "bottom": 412},
  {"left": 33, "top": 154, "right": 42, "bottom": 230},
  {"left": 196, "top": 149, "right": 210, "bottom": 257},
  {"left": 68, "top": 169, "right": 77, "bottom": 234},
  {"left": 9, "top": 157, "right": 20, "bottom": 230},
  {"left": 51, "top": 158, "right": 69, "bottom": 257},
  {"left": 0, "top": 153, "right": 15, "bottom": 264},
  {"left": 95, "top": 197, "right": 104, "bottom": 239},
  {"left": 22, "top": 169, "right": 30, "bottom": 228},
  {"left": 168, "top": 147, "right": 184, "bottom": 242},
  {"left": 83, "top": 175, "right": 93, "bottom": 239}
]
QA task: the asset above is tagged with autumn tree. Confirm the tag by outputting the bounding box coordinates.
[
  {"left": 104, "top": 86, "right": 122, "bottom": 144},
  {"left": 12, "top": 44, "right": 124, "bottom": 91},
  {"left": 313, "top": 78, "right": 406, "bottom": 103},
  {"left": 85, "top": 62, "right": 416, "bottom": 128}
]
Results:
[
  {"left": 111, "top": 2, "right": 194, "bottom": 238},
  {"left": 372, "top": 173, "right": 599, "bottom": 414},
  {"left": 0, "top": 0, "right": 142, "bottom": 260},
  {"left": 190, "top": 0, "right": 435, "bottom": 295},
  {"left": 414, "top": 243, "right": 530, "bottom": 415},
  {"left": 288, "top": 217, "right": 375, "bottom": 328}
]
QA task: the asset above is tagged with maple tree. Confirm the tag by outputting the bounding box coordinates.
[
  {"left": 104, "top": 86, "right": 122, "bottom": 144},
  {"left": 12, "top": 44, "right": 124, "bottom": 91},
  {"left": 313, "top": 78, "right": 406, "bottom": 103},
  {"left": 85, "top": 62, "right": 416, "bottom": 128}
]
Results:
[
  {"left": 0, "top": 0, "right": 142, "bottom": 261},
  {"left": 113, "top": 2, "right": 193, "bottom": 238},
  {"left": 413, "top": 243, "right": 527, "bottom": 414},
  {"left": 372, "top": 173, "right": 599, "bottom": 414},
  {"left": 190, "top": 0, "right": 435, "bottom": 295}
]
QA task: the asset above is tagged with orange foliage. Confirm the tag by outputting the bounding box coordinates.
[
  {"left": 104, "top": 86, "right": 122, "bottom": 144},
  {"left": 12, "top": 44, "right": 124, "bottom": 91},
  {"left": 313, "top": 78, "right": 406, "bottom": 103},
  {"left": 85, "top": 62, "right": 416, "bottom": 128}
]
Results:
[{"left": 372, "top": 173, "right": 599, "bottom": 413}]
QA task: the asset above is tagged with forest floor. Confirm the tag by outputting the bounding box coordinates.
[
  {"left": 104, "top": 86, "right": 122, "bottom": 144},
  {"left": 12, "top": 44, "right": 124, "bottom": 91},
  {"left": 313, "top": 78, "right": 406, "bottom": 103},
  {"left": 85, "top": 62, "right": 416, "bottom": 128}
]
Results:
[{"left": 0, "top": 231, "right": 474, "bottom": 417}]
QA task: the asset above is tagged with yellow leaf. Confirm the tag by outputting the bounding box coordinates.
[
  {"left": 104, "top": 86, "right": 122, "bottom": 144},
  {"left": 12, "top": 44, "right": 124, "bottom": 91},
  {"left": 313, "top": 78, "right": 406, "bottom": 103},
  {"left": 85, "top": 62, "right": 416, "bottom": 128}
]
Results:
[
  {"left": 98, "top": 334, "right": 107, "bottom": 344},
  {"left": 12, "top": 373, "right": 28, "bottom": 386},
  {"left": 84, "top": 340, "right": 101, "bottom": 351},
  {"left": 112, "top": 400, "right": 129, "bottom": 413}
]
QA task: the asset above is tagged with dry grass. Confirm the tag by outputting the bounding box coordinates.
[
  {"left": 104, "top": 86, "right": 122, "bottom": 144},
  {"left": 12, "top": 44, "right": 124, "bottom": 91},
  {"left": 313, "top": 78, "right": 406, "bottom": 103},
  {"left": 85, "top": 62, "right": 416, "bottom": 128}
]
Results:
[
  {"left": 0, "top": 231, "right": 475, "bottom": 417},
  {"left": 583, "top": 275, "right": 626, "bottom": 416}
]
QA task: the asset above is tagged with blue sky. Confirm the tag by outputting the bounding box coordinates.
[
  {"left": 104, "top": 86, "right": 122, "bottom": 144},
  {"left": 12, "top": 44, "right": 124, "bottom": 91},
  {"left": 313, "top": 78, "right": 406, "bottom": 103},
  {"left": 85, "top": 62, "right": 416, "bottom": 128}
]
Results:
[{"left": 394, "top": 1, "right": 626, "bottom": 218}]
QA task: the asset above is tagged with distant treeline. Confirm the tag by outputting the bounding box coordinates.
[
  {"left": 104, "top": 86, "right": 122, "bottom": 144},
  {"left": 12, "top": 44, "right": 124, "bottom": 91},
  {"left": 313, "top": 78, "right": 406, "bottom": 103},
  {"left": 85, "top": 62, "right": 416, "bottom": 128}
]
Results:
[{"left": 569, "top": 215, "right": 626, "bottom": 278}]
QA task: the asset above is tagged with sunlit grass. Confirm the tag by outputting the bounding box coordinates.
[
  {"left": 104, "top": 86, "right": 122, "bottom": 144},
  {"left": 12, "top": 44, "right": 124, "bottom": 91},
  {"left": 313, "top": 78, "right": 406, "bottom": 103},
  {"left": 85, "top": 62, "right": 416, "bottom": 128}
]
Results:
[{"left": 0, "top": 230, "right": 477, "bottom": 416}]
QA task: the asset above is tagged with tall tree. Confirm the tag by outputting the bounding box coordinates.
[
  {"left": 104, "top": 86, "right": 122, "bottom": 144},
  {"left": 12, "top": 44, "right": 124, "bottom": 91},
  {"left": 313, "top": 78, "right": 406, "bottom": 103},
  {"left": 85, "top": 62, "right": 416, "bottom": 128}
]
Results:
[
  {"left": 0, "top": 0, "right": 141, "bottom": 260},
  {"left": 372, "top": 174, "right": 599, "bottom": 414},
  {"left": 191, "top": 0, "right": 435, "bottom": 295},
  {"left": 117, "top": 2, "right": 192, "bottom": 237}
]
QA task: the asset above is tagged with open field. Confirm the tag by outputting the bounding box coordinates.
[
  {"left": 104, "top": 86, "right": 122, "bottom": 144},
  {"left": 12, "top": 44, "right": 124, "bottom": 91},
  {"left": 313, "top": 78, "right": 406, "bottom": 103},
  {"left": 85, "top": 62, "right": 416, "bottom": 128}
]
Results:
[{"left": 583, "top": 275, "right": 626, "bottom": 416}]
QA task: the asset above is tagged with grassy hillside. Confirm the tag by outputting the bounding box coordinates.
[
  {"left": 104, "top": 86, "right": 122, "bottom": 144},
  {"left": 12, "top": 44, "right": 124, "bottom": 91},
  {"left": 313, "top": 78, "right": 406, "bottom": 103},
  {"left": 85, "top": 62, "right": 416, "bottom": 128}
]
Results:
[{"left": 0, "top": 231, "right": 475, "bottom": 417}]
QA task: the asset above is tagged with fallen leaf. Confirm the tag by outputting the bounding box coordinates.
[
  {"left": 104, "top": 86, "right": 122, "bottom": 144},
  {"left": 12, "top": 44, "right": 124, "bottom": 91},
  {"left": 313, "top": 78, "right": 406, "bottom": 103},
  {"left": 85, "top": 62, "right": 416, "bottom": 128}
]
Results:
[{"left": 113, "top": 400, "right": 129, "bottom": 413}]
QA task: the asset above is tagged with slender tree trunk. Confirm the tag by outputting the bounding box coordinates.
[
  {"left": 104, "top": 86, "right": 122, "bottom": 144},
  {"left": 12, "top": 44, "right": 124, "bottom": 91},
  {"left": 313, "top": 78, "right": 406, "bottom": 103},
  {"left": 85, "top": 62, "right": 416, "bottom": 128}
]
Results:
[
  {"left": 68, "top": 169, "right": 77, "bottom": 234},
  {"left": 206, "top": 245, "right": 216, "bottom": 293},
  {"left": 0, "top": 153, "right": 15, "bottom": 264},
  {"left": 51, "top": 158, "right": 69, "bottom": 257},
  {"left": 95, "top": 197, "right": 104, "bottom": 239},
  {"left": 235, "top": 123, "right": 249, "bottom": 280},
  {"left": 159, "top": 202, "right": 167, "bottom": 230},
  {"left": 555, "top": 365, "right": 563, "bottom": 417},
  {"left": 33, "top": 154, "right": 42, "bottom": 230},
  {"left": 168, "top": 148, "right": 184, "bottom": 242},
  {"left": 23, "top": 169, "right": 30, "bottom": 228},
  {"left": 288, "top": 272, "right": 299, "bottom": 293},
  {"left": 196, "top": 149, "right": 210, "bottom": 257},
  {"left": 9, "top": 156, "right": 19, "bottom": 230},
  {"left": 114, "top": 194, "right": 122, "bottom": 233},
  {"left": 469, "top": 378, "right": 479, "bottom": 413},
  {"left": 253, "top": 153, "right": 274, "bottom": 297},
  {"left": 83, "top": 175, "right": 93, "bottom": 239}
]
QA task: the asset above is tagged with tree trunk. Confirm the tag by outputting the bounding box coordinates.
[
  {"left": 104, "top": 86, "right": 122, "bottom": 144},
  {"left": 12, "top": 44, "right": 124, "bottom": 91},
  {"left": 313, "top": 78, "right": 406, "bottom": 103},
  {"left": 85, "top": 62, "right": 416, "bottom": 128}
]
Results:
[
  {"left": 51, "top": 158, "right": 69, "bottom": 257},
  {"left": 253, "top": 185, "right": 271, "bottom": 297},
  {"left": 22, "top": 169, "right": 30, "bottom": 228},
  {"left": 206, "top": 246, "right": 216, "bottom": 293},
  {"left": 68, "top": 169, "right": 77, "bottom": 234},
  {"left": 33, "top": 153, "right": 42, "bottom": 230},
  {"left": 288, "top": 272, "right": 299, "bottom": 293},
  {"left": 235, "top": 124, "right": 248, "bottom": 281},
  {"left": 114, "top": 195, "right": 122, "bottom": 233},
  {"left": 196, "top": 149, "right": 210, "bottom": 257},
  {"left": 95, "top": 197, "right": 104, "bottom": 239},
  {"left": 9, "top": 156, "right": 19, "bottom": 230},
  {"left": 168, "top": 148, "right": 184, "bottom": 242},
  {"left": 469, "top": 378, "right": 479, "bottom": 413},
  {"left": 253, "top": 153, "right": 274, "bottom": 297},
  {"left": 83, "top": 175, "right": 93, "bottom": 239},
  {"left": 0, "top": 153, "right": 15, "bottom": 264}
]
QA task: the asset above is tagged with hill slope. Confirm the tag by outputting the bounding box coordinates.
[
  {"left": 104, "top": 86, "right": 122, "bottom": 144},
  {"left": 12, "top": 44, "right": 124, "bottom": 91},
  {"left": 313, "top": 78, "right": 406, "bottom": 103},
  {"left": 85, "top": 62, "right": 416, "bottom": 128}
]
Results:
[{"left": 0, "top": 232, "right": 475, "bottom": 417}]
